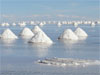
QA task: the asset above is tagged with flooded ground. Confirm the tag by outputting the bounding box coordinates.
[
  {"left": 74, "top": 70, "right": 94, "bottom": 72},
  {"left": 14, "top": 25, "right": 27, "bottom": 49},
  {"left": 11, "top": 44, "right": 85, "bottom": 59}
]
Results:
[{"left": 0, "top": 24, "right": 100, "bottom": 75}]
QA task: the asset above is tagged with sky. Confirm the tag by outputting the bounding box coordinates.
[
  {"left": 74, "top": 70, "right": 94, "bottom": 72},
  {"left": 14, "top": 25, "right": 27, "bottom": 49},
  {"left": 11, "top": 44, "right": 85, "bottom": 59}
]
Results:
[{"left": 0, "top": 0, "right": 99, "bottom": 21}]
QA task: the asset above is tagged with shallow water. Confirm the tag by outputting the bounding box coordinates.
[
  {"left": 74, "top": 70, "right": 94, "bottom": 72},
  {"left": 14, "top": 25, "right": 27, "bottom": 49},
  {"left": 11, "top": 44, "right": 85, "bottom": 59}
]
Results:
[{"left": 0, "top": 24, "right": 100, "bottom": 75}]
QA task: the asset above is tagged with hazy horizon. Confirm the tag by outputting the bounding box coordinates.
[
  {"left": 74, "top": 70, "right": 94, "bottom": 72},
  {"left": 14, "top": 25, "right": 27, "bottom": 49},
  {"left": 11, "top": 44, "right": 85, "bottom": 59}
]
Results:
[{"left": 0, "top": 0, "right": 99, "bottom": 22}]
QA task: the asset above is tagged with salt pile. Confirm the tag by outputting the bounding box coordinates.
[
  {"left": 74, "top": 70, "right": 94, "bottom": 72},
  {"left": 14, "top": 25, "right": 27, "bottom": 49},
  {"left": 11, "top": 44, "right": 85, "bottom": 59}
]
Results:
[
  {"left": 73, "top": 22, "right": 78, "bottom": 27},
  {"left": 1, "top": 23, "right": 5, "bottom": 26},
  {"left": 19, "top": 27, "right": 34, "bottom": 37},
  {"left": 39, "top": 22, "right": 45, "bottom": 27},
  {"left": 37, "top": 58, "right": 100, "bottom": 67},
  {"left": 0, "top": 28, "right": 18, "bottom": 39},
  {"left": 90, "top": 22, "right": 96, "bottom": 27},
  {"left": 5, "top": 23, "right": 10, "bottom": 26},
  {"left": 29, "top": 31, "right": 53, "bottom": 44},
  {"left": 97, "top": 21, "right": 100, "bottom": 24},
  {"left": 29, "top": 26, "right": 53, "bottom": 44},
  {"left": 30, "top": 21, "right": 35, "bottom": 25},
  {"left": 58, "top": 29, "right": 78, "bottom": 40},
  {"left": 74, "top": 27, "right": 88, "bottom": 37},
  {"left": 57, "top": 22, "right": 62, "bottom": 27},
  {"left": 12, "top": 23, "right": 16, "bottom": 26}
]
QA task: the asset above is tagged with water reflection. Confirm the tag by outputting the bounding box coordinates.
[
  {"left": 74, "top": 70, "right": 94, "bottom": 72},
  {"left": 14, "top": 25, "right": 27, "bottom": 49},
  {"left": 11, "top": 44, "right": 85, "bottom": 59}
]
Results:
[
  {"left": 58, "top": 39, "right": 78, "bottom": 51},
  {"left": 1, "top": 39, "right": 16, "bottom": 46},
  {"left": 30, "top": 43, "right": 52, "bottom": 58},
  {"left": 78, "top": 37, "right": 87, "bottom": 40}
]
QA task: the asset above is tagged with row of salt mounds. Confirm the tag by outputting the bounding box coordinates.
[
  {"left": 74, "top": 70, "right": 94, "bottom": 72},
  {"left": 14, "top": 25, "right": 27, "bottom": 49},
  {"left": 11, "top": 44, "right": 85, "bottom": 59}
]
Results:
[
  {"left": 1, "top": 23, "right": 10, "bottom": 27},
  {"left": 58, "top": 27, "right": 88, "bottom": 41},
  {"left": 37, "top": 58, "right": 100, "bottom": 67},
  {"left": 74, "top": 28, "right": 88, "bottom": 37},
  {"left": 58, "top": 29, "right": 78, "bottom": 40},
  {"left": 0, "top": 28, "right": 18, "bottom": 39},
  {"left": 19, "top": 27, "right": 34, "bottom": 38},
  {"left": 29, "top": 26, "right": 53, "bottom": 44}
]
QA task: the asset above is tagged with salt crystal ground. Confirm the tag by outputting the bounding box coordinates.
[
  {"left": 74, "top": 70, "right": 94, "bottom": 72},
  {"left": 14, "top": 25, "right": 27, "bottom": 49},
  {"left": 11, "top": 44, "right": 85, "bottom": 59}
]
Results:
[{"left": 0, "top": 22, "right": 100, "bottom": 75}]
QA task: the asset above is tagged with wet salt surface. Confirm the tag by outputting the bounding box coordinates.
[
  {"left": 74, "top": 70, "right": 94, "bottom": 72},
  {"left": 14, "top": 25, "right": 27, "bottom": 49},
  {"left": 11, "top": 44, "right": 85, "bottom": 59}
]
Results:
[
  {"left": 0, "top": 24, "right": 100, "bottom": 75},
  {"left": 37, "top": 58, "right": 100, "bottom": 67}
]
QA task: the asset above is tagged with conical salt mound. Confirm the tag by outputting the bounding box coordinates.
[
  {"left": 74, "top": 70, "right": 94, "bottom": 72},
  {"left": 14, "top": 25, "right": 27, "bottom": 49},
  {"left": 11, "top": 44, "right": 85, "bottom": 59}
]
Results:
[
  {"left": 19, "top": 27, "right": 34, "bottom": 37},
  {"left": 74, "top": 27, "right": 88, "bottom": 37},
  {"left": 1, "top": 28, "right": 18, "bottom": 39},
  {"left": 58, "top": 29, "right": 78, "bottom": 40},
  {"left": 29, "top": 31, "right": 53, "bottom": 44},
  {"left": 32, "top": 26, "right": 43, "bottom": 34}
]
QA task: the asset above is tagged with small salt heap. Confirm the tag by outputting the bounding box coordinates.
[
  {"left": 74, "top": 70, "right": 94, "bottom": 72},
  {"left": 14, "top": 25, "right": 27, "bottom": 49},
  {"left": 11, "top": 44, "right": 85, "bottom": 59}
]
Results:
[
  {"left": 90, "top": 22, "right": 96, "bottom": 27},
  {"left": 74, "top": 27, "right": 88, "bottom": 37},
  {"left": 57, "top": 22, "right": 62, "bottom": 27},
  {"left": 30, "top": 21, "right": 35, "bottom": 25},
  {"left": 29, "top": 26, "right": 53, "bottom": 44},
  {"left": 12, "top": 23, "right": 16, "bottom": 26},
  {"left": 19, "top": 27, "right": 34, "bottom": 37},
  {"left": 58, "top": 29, "right": 78, "bottom": 40},
  {"left": 97, "top": 21, "right": 100, "bottom": 24},
  {"left": 5, "top": 23, "right": 10, "bottom": 26},
  {"left": 73, "top": 22, "right": 78, "bottom": 27},
  {"left": 39, "top": 22, "right": 45, "bottom": 27},
  {"left": 0, "top": 28, "right": 18, "bottom": 39}
]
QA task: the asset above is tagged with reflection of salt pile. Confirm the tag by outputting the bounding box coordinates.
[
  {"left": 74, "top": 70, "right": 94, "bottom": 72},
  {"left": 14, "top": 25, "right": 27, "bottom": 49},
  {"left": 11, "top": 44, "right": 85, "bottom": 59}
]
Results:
[
  {"left": 29, "top": 26, "right": 53, "bottom": 44},
  {"left": 37, "top": 58, "right": 100, "bottom": 67},
  {"left": 58, "top": 29, "right": 78, "bottom": 40},
  {"left": 1, "top": 39, "right": 16, "bottom": 45},
  {"left": 31, "top": 44, "right": 51, "bottom": 58},
  {"left": 19, "top": 27, "right": 34, "bottom": 37},
  {"left": 0, "top": 28, "right": 18, "bottom": 39},
  {"left": 75, "top": 28, "right": 88, "bottom": 37}
]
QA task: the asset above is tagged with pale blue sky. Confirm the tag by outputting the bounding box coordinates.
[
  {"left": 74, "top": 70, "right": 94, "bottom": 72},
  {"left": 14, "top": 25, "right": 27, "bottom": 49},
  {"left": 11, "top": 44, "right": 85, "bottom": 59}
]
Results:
[{"left": 0, "top": 0, "right": 99, "bottom": 21}]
